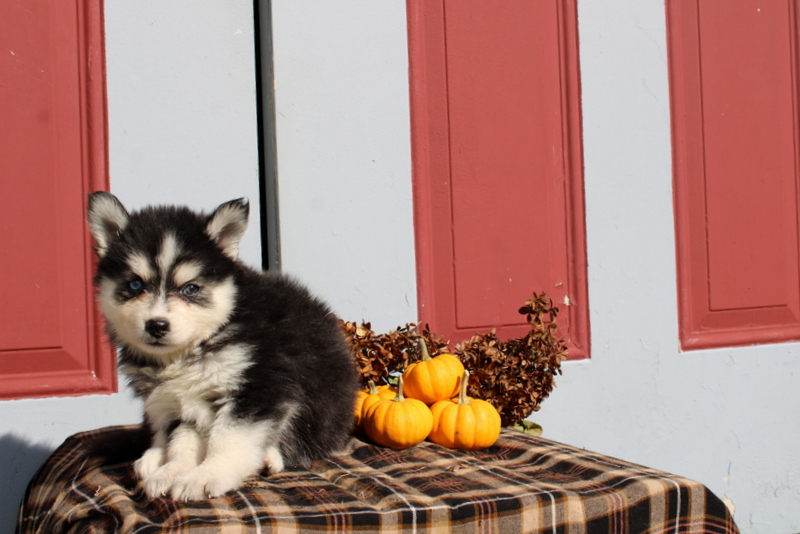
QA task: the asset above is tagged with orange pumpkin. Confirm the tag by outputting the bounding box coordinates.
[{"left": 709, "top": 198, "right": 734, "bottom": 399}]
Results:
[
  {"left": 402, "top": 338, "right": 465, "bottom": 405},
  {"left": 353, "top": 380, "right": 396, "bottom": 430},
  {"left": 363, "top": 376, "right": 433, "bottom": 449},
  {"left": 428, "top": 370, "right": 501, "bottom": 450}
]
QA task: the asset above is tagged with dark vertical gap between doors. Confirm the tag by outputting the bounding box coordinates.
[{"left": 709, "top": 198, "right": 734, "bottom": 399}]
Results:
[{"left": 253, "top": 0, "right": 281, "bottom": 271}]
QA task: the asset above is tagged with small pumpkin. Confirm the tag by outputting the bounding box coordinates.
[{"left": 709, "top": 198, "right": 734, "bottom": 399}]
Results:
[
  {"left": 428, "top": 370, "right": 501, "bottom": 450},
  {"left": 353, "top": 380, "right": 396, "bottom": 430},
  {"left": 364, "top": 376, "right": 433, "bottom": 449},
  {"left": 402, "top": 338, "right": 465, "bottom": 405}
]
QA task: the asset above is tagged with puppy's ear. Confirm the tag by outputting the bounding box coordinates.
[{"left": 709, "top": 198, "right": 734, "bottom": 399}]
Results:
[
  {"left": 206, "top": 198, "right": 249, "bottom": 260},
  {"left": 87, "top": 192, "right": 129, "bottom": 258}
]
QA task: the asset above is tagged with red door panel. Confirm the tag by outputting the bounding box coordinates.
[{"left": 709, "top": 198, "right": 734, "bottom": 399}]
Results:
[
  {"left": 408, "top": 0, "right": 589, "bottom": 357},
  {"left": 0, "top": 0, "right": 114, "bottom": 398},
  {"left": 668, "top": 0, "right": 800, "bottom": 349}
]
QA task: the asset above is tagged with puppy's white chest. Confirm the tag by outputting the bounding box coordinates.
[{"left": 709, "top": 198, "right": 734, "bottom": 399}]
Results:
[{"left": 142, "top": 344, "right": 253, "bottom": 431}]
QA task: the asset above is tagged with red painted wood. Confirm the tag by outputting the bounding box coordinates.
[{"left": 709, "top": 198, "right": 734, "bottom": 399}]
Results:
[
  {"left": 408, "top": 0, "right": 589, "bottom": 357},
  {"left": 0, "top": 0, "right": 114, "bottom": 398},
  {"left": 668, "top": 0, "right": 800, "bottom": 349}
]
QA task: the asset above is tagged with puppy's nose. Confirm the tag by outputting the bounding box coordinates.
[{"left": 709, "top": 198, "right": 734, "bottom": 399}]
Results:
[{"left": 145, "top": 318, "right": 170, "bottom": 339}]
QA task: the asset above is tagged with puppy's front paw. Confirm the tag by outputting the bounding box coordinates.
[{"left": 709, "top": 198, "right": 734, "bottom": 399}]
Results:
[
  {"left": 204, "top": 470, "right": 246, "bottom": 499},
  {"left": 171, "top": 466, "right": 244, "bottom": 501},
  {"left": 142, "top": 462, "right": 191, "bottom": 499},
  {"left": 134, "top": 447, "right": 165, "bottom": 481},
  {"left": 170, "top": 469, "right": 209, "bottom": 502}
]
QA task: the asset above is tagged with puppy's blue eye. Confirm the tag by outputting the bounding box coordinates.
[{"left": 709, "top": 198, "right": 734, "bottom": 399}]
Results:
[
  {"left": 128, "top": 279, "right": 144, "bottom": 292},
  {"left": 181, "top": 284, "right": 200, "bottom": 297}
]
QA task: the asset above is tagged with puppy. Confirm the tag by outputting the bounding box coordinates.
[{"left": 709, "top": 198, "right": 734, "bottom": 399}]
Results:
[{"left": 87, "top": 192, "right": 358, "bottom": 501}]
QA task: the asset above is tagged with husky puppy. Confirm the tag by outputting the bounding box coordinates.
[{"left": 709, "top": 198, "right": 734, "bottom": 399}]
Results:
[{"left": 87, "top": 192, "right": 358, "bottom": 501}]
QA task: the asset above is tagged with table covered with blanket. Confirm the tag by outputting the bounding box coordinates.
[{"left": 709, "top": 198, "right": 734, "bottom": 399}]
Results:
[{"left": 17, "top": 425, "right": 738, "bottom": 533}]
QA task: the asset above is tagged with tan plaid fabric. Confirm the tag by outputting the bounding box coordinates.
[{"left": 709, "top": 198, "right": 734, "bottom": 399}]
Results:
[{"left": 17, "top": 426, "right": 739, "bottom": 533}]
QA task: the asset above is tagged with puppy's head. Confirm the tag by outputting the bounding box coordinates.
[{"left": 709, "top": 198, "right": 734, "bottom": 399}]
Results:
[{"left": 87, "top": 192, "right": 248, "bottom": 362}]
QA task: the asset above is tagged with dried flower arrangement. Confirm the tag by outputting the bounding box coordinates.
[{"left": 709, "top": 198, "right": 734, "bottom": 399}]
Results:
[
  {"left": 456, "top": 292, "right": 567, "bottom": 426},
  {"left": 341, "top": 292, "right": 567, "bottom": 428},
  {"left": 341, "top": 321, "right": 449, "bottom": 386}
]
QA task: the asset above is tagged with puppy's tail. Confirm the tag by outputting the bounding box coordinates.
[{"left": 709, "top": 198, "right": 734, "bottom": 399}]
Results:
[{"left": 85, "top": 424, "right": 150, "bottom": 466}]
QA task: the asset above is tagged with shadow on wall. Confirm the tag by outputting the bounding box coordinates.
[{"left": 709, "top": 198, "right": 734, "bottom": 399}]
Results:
[{"left": 0, "top": 434, "right": 56, "bottom": 533}]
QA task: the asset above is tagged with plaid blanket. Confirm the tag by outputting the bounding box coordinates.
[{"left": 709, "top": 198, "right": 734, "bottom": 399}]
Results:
[{"left": 17, "top": 426, "right": 739, "bottom": 534}]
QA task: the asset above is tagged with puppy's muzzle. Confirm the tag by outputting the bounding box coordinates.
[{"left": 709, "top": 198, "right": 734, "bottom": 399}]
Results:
[{"left": 145, "top": 318, "right": 170, "bottom": 339}]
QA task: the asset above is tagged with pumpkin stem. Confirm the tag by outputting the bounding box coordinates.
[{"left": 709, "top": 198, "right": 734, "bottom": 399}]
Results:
[
  {"left": 418, "top": 336, "right": 432, "bottom": 361},
  {"left": 457, "top": 370, "right": 471, "bottom": 405},
  {"left": 394, "top": 375, "right": 406, "bottom": 402},
  {"left": 367, "top": 380, "right": 379, "bottom": 395}
]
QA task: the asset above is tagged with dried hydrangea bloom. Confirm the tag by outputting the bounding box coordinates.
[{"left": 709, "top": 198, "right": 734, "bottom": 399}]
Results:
[{"left": 341, "top": 292, "right": 566, "bottom": 427}]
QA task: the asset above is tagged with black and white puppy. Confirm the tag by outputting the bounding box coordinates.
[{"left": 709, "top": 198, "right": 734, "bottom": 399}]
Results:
[{"left": 87, "top": 192, "right": 358, "bottom": 501}]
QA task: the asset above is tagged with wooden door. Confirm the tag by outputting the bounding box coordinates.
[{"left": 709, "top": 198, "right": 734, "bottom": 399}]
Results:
[
  {"left": 408, "top": 0, "right": 589, "bottom": 357},
  {"left": 0, "top": 1, "right": 113, "bottom": 399}
]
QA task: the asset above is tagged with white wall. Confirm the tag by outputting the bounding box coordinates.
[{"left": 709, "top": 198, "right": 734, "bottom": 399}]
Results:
[
  {"left": 4, "top": 1, "right": 799, "bottom": 533},
  {"left": 270, "top": 0, "right": 418, "bottom": 332},
  {"left": 0, "top": 4, "right": 260, "bottom": 532},
  {"left": 104, "top": 1, "right": 262, "bottom": 268}
]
